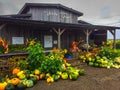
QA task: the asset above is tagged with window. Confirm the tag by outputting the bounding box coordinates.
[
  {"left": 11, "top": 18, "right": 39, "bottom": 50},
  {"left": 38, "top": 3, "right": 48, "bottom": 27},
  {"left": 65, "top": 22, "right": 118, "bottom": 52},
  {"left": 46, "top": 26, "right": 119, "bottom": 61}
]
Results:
[
  {"left": 44, "top": 35, "right": 53, "bottom": 48},
  {"left": 60, "top": 11, "right": 70, "bottom": 23},
  {"left": 47, "top": 11, "right": 58, "bottom": 22},
  {"left": 12, "top": 37, "right": 24, "bottom": 44}
]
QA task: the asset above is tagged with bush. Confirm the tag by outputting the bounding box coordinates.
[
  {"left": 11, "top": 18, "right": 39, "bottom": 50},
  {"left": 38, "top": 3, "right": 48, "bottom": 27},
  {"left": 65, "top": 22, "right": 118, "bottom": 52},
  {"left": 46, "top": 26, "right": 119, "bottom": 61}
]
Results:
[
  {"left": 26, "top": 40, "right": 45, "bottom": 70},
  {"left": 8, "top": 45, "right": 26, "bottom": 52},
  {"left": 116, "top": 40, "right": 120, "bottom": 49},
  {"left": 39, "top": 50, "right": 64, "bottom": 75},
  {"left": 40, "top": 57, "right": 63, "bottom": 74}
]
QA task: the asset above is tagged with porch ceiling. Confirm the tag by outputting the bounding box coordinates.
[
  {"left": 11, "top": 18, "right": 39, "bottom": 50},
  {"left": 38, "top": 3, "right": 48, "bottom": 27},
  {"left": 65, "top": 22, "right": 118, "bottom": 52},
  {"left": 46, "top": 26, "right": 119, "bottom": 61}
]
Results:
[{"left": 0, "top": 16, "right": 120, "bottom": 30}]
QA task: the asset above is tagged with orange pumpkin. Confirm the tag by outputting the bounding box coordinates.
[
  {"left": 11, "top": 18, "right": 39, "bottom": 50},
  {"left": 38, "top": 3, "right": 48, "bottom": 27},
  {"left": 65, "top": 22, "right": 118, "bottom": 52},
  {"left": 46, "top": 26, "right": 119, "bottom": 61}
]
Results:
[
  {"left": 11, "top": 78, "right": 20, "bottom": 85},
  {"left": 0, "top": 82, "right": 7, "bottom": 90},
  {"left": 39, "top": 74, "right": 43, "bottom": 79},
  {"left": 12, "top": 68, "right": 20, "bottom": 75}
]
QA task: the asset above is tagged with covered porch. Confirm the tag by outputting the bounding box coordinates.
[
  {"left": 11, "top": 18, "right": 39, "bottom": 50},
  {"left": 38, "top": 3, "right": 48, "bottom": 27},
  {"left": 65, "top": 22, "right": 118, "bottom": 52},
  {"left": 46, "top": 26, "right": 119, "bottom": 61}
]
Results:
[{"left": 0, "top": 16, "right": 120, "bottom": 51}]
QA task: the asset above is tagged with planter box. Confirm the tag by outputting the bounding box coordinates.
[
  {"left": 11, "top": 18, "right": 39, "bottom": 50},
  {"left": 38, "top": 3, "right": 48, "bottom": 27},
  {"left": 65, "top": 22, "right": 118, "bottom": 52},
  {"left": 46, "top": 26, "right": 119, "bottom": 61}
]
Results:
[{"left": 72, "top": 52, "right": 79, "bottom": 59}]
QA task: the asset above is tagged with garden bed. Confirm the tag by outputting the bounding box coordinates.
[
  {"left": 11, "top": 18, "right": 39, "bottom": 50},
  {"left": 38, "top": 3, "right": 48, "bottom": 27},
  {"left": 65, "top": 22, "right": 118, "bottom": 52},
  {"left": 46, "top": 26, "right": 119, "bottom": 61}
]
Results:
[
  {"left": 0, "top": 40, "right": 120, "bottom": 90},
  {"left": 27, "top": 60, "right": 120, "bottom": 90}
]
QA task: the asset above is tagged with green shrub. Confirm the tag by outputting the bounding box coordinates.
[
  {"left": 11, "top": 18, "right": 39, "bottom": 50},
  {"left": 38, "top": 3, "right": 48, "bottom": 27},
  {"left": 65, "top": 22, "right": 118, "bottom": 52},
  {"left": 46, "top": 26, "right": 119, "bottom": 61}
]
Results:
[
  {"left": 26, "top": 40, "right": 45, "bottom": 70},
  {"left": 116, "top": 40, "right": 120, "bottom": 49},
  {"left": 8, "top": 45, "right": 26, "bottom": 52},
  {"left": 40, "top": 57, "right": 63, "bottom": 74}
]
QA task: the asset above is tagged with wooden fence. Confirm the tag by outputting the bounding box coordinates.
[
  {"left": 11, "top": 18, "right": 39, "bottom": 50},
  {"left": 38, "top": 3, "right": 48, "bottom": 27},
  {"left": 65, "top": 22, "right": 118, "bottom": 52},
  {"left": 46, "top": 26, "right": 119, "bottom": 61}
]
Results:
[{"left": 0, "top": 52, "right": 28, "bottom": 79}]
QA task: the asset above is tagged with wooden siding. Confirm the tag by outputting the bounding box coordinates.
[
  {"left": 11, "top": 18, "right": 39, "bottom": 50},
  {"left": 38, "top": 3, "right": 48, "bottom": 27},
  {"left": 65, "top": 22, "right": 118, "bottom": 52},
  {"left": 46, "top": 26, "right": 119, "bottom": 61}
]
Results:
[
  {"left": 61, "top": 30, "right": 86, "bottom": 49},
  {"left": 93, "top": 30, "right": 107, "bottom": 45},
  {"left": 28, "top": 7, "right": 79, "bottom": 23}
]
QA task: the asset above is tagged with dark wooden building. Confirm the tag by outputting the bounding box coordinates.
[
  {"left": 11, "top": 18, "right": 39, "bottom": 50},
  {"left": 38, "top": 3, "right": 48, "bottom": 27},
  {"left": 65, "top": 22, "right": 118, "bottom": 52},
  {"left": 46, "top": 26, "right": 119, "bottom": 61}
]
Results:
[{"left": 0, "top": 3, "right": 120, "bottom": 50}]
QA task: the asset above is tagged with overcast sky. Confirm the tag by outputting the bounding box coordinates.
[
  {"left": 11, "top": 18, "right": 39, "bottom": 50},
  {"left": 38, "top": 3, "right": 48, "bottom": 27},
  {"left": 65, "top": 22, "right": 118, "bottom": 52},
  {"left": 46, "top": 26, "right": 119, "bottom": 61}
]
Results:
[{"left": 0, "top": 0, "right": 120, "bottom": 39}]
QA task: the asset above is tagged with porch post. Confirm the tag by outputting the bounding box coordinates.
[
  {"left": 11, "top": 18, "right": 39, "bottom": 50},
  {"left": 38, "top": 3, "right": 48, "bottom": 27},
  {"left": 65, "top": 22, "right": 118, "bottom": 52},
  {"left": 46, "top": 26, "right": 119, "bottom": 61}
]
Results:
[
  {"left": 0, "top": 24, "right": 6, "bottom": 30},
  {"left": 0, "top": 24, "right": 6, "bottom": 37},
  {"left": 109, "top": 29, "right": 116, "bottom": 49},
  {"left": 114, "top": 30, "right": 116, "bottom": 49},
  {"left": 53, "top": 28, "right": 65, "bottom": 49},
  {"left": 84, "top": 29, "right": 92, "bottom": 52},
  {"left": 86, "top": 30, "right": 89, "bottom": 52},
  {"left": 58, "top": 28, "right": 61, "bottom": 49}
]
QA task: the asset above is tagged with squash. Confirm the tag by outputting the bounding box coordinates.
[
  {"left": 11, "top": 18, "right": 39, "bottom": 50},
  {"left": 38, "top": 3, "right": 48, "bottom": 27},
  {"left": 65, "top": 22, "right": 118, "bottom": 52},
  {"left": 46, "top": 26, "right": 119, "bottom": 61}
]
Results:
[
  {"left": 61, "top": 72, "right": 68, "bottom": 80},
  {"left": 30, "top": 77, "right": 37, "bottom": 84},
  {"left": 79, "top": 69, "right": 85, "bottom": 75},
  {"left": 0, "top": 82, "right": 7, "bottom": 90},
  {"left": 26, "top": 80, "right": 34, "bottom": 88},
  {"left": 11, "top": 78, "right": 19, "bottom": 85},
  {"left": 5, "top": 83, "right": 15, "bottom": 90},
  {"left": 34, "top": 69, "right": 40, "bottom": 75},
  {"left": 52, "top": 74, "right": 60, "bottom": 81},
  {"left": 69, "top": 73, "right": 78, "bottom": 80},
  {"left": 34, "top": 75, "right": 39, "bottom": 81},
  {"left": 20, "top": 79, "right": 27, "bottom": 86},
  {"left": 17, "top": 83, "right": 26, "bottom": 90},
  {"left": 18, "top": 74, "right": 26, "bottom": 80},
  {"left": 26, "top": 73, "right": 30, "bottom": 79},
  {"left": 12, "top": 68, "right": 20, "bottom": 75},
  {"left": 39, "top": 73, "right": 45, "bottom": 80}
]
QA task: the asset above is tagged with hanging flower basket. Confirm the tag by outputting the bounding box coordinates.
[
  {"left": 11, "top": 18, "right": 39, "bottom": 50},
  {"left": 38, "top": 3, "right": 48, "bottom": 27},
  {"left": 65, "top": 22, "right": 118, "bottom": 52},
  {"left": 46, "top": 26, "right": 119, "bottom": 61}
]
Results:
[{"left": 0, "top": 37, "right": 8, "bottom": 54}]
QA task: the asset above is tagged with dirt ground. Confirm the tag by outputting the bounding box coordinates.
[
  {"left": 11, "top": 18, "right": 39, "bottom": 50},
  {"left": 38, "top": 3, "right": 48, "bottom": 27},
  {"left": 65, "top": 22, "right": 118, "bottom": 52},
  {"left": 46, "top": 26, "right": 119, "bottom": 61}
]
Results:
[{"left": 27, "top": 60, "right": 120, "bottom": 90}]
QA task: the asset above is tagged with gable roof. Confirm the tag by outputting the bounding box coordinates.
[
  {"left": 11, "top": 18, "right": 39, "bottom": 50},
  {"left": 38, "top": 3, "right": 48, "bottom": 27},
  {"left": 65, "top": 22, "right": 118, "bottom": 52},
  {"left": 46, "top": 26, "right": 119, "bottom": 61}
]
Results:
[{"left": 18, "top": 3, "right": 83, "bottom": 16}]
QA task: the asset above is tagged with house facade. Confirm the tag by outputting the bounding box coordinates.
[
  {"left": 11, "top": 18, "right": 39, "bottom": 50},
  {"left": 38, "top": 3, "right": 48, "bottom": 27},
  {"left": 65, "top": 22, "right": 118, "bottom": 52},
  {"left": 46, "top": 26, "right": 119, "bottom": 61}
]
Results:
[
  {"left": 0, "top": 3, "right": 119, "bottom": 50},
  {"left": 18, "top": 3, "right": 82, "bottom": 23}
]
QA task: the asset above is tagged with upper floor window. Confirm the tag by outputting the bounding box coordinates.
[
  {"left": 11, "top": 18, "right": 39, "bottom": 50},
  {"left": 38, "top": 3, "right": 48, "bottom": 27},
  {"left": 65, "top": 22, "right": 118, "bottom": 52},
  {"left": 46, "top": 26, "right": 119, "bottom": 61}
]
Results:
[
  {"left": 61, "top": 13, "right": 70, "bottom": 23},
  {"left": 43, "top": 10, "right": 58, "bottom": 22}
]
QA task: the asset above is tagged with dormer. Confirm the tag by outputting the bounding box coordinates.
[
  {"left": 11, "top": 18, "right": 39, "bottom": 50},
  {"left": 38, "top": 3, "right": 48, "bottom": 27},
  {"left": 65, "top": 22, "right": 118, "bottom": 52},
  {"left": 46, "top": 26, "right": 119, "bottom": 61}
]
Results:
[{"left": 18, "top": 3, "right": 83, "bottom": 23}]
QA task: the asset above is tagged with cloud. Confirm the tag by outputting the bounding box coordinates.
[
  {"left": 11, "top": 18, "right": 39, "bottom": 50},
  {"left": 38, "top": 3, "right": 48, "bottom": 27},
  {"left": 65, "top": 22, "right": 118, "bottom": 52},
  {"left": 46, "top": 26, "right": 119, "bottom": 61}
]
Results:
[
  {"left": 0, "top": 2, "right": 3, "bottom": 13},
  {"left": 0, "top": 0, "right": 120, "bottom": 39},
  {"left": 100, "top": 6, "right": 111, "bottom": 19}
]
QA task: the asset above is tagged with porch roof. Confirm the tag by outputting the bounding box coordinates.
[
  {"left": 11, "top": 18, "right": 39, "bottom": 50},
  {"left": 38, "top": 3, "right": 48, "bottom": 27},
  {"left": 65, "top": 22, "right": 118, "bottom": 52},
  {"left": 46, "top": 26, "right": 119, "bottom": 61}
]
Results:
[{"left": 0, "top": 16, "right": 120, "bottom": 30}]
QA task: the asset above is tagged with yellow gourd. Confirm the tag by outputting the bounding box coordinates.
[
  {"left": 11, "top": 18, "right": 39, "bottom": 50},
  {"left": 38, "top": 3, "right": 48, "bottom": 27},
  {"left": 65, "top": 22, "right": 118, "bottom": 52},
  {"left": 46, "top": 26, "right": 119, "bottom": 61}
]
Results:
[
  {"left": 11, "top": 78, "right": 20, "bottom": 85},
  {"left": 0, "top": 82, "right": 7, "bottom": 90}
]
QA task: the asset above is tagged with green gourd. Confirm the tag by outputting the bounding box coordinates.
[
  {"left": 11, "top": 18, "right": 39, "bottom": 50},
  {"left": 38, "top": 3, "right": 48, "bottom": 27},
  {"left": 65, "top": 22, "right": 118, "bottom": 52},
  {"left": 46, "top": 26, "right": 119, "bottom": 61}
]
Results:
[
  {"left": 26, "top": 80, "right": 34, "bottom": 88},
  {"left": 5, "top": 83, "right": 15, "bottom": 90}
]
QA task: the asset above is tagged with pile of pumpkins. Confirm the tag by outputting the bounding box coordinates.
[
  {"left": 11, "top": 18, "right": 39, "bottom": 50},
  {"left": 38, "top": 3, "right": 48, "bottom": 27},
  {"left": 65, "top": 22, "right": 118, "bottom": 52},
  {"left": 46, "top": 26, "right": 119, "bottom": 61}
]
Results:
[
  {"left": 0, "top": 68, "right": 35, "bottom": 90},
  {"left": 0, "top": 62, "right": 85, "bottom": 90},
  {"left": 79, "top": 55, "right": 120, "bottom": 69}
]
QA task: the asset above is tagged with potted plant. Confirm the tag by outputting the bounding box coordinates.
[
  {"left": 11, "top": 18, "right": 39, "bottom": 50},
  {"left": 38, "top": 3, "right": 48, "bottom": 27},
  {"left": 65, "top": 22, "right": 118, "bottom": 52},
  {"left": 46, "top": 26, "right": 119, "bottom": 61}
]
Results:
[{"left": 64, "top": 51, "right": 72, "bottom": 60}]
